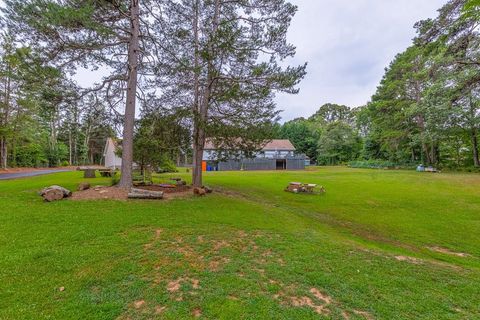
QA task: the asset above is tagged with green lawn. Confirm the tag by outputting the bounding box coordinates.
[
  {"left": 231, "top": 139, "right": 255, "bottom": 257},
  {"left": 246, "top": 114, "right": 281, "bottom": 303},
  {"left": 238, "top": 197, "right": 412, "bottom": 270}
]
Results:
[{"left": 0, "top": 167, "right": 479, "bottom": 319}]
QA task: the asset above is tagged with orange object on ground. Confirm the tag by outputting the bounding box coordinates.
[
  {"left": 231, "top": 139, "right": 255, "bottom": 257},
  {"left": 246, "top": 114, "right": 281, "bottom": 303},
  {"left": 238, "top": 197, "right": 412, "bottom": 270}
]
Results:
[{"left": 202, "top": 161, "right": 207, "bottom": 172}]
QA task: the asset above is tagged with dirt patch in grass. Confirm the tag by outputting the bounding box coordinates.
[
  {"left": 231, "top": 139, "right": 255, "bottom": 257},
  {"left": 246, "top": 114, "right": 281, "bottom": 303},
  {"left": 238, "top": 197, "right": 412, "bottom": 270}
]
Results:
[
  {"left": 192, "top": 308, "right": 202, "bottom": 318},
  {"left": 71, "top": 186, "right": 128, "bottom": 201},
  {"left": 119, "top": 228, "right": 375, "bottom": 319},
  {"left": 166, "top": 277, "right": 200, "bottom": 293},
  {"left": 275, "top": 284, "right": 373, "bottom": 319},
  {"left": 428, "top": 246, "right": 471, "bottom": 258},
  {"left": 155, "top": 306, "right": 166, "bottom": 314},
  {"left": 395, "top": 255, "right": 423, "bottom": 265},
  {"left": 133, "top": 300, "right": 146, "bottom": 309}
]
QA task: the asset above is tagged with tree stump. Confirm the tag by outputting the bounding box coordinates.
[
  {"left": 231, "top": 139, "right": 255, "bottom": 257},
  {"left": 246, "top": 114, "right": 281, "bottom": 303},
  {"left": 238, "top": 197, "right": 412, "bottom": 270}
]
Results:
[
  {"left": 83, "top": 169, "right": 96, "bottom": 178},
  {"left": 77, "top": 182, "right": 91, "bottom": 191},
  {"left": 193, "top": 187, "right": 206, "bottom": 196},
  {"left": 203, "top": 186, "right": 213, "bottom": 194}
]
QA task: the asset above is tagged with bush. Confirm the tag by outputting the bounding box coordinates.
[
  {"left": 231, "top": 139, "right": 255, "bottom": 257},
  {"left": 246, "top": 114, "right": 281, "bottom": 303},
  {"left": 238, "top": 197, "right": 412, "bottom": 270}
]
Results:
[
  {"left": 111, "top": 174, "right": 120, "bottom": 186},
  {"left": 348, "top": 160, "right": 416, "bottom": 170},
  {"left": 16, "top": 143, "right": 48, "bottom": 167},
  {"left": 60, "top": 160, "right": 70, "bottom": 167},
  {"left": 442, "top": 166, "right": 480, "bottom": 173},
  {"left": 159, "top": 157, "right": 178, "bottom": 173},
  {"left": 46, "top": 143, "right": 69, "bottom": 167}
]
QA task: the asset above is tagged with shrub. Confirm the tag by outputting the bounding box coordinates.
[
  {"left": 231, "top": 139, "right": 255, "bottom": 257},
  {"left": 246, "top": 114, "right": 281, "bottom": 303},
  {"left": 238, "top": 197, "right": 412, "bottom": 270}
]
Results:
[
  {"left": 159, "top": 157, "right": 178, "bottom": 173},
  {"left": 111, "top": 174, "right": 120, "bottom": 186},
  {"left": 16, "top": 143, "right": 48, "bottom": 167},
  {"left": 348, "top": 160, "right": 416, "bottom": 170}
]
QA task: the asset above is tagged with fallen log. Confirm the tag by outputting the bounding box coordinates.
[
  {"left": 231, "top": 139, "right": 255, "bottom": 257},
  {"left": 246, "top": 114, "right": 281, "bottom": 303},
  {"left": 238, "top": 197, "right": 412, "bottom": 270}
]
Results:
[
  {"left": 40, "top": 185, "right": 72, "bottom": 202},
  {"left": 128, "top": 192, "right": 164, "bottom": 200},
  {"left": 130, "top": 188, "right": 161, "bottom": 194},
  {"left": 128, "top": 189, "right": 164, "bottom": 199},
  {"left": 43, "top": 189, "right": 65, "bottom": 202}
]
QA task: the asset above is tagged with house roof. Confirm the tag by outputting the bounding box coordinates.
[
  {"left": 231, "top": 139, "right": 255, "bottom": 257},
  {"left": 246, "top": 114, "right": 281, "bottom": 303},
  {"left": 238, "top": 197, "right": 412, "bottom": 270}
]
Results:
[{"left": 204, "top": 139, "right": 296, "bottom": 151}]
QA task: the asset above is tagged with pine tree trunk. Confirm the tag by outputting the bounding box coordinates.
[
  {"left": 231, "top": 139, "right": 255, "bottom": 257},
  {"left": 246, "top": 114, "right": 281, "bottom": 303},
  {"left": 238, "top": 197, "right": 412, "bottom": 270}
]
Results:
[
  {"left": 0, "top": 137, "right": 7, "bottom": 169},
  {"left": 69, "top": 130, "right": 72, "bottom": 165},
  {"left": 1, "top": 71, "right": 11, "bottom": 169},
  {"left": 472, "top": 128, "right": 480, "bottom": 167},
  {"left": 192, "top": 0, "right": 203, "bottom": 187},
  {"left": 191, "top": 0, "right": 220, "bottom": 187},
  {"left": 192, "top": 138, "right": 204, "bottom": 187},
  {"left": 468, "top": 96, "right": 480, "bottom": 168},
  {"left": 119, "top": 0, "right": 140, "bottom": 189}
]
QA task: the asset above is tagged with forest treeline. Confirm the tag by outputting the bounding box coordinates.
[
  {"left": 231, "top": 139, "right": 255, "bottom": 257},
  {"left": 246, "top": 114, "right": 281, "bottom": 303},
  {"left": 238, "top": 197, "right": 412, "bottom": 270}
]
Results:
[
  {"left": 0, "top": 0, "right": 479, "bottom": 177},
  {"left": 277, "top": 0, "right": 480, "bottom": 170}
]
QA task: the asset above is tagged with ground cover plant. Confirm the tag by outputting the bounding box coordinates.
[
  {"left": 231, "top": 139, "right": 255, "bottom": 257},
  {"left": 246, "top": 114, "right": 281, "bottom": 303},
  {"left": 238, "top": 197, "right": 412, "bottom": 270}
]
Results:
[{"left": 0, "top": 167, "right": 479, "bottom": 319}]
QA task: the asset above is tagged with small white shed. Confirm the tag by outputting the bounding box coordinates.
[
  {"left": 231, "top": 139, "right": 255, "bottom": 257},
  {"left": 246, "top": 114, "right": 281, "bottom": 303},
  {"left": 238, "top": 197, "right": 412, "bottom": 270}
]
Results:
[{"left": 103, "top": 138, "right": 122, "bottom": 169}]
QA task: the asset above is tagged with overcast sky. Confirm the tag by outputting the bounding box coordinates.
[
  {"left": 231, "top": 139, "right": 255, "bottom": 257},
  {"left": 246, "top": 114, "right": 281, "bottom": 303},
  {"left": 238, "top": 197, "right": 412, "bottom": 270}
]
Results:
[{"left": 276, "top": 0, "right": 447, "bottom": 121}]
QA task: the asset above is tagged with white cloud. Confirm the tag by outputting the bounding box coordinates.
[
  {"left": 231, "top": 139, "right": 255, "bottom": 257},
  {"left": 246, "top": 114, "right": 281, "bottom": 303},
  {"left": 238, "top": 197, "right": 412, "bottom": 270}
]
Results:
[{"left": 276, "top": 0, "right": 447, "bottom": 121}]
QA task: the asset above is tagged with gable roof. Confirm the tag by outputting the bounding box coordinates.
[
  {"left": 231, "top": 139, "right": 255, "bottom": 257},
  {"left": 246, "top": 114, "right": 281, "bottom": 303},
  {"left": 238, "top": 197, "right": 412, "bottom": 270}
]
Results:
[
  {"left": 262, "top": 139, "right": 296, "bottom": 151},
  {"left": 204, "top": 139, "right": 296, "bottom": 151}
]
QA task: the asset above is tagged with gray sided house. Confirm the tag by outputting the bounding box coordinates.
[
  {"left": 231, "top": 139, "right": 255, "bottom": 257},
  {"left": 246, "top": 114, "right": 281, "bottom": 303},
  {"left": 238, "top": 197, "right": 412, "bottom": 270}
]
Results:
[{"left": 203, "top": 139, "right": 305, "bottom": 171}]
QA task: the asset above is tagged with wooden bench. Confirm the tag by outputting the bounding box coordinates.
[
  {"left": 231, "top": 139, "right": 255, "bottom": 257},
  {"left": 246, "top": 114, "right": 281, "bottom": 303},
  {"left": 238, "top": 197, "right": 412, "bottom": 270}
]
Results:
[
  {"left": 98, "top": 169, "right": 117, "bottom": 177},
  {"left": 133, "top": 169, "right": 153, "bottom": 185}
]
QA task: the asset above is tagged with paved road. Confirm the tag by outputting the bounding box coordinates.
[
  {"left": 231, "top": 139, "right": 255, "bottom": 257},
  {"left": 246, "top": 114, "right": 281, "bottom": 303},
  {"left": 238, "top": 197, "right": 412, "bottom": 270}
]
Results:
[{"left": 0, "top": 169, "right": 72, "bottom": 180}]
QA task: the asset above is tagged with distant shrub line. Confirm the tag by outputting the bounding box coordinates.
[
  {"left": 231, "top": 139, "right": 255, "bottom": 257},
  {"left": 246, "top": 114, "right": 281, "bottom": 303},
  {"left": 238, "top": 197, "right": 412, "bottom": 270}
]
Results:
[{"left": 347, "top": 160, "right": 417, "bottom": 170}]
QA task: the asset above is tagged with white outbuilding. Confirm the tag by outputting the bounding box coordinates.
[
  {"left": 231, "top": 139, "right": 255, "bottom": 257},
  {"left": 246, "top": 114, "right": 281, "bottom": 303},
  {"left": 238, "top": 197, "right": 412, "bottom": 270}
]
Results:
[{"left": 103, "top": 138, "right": 122, "bottom": 169}]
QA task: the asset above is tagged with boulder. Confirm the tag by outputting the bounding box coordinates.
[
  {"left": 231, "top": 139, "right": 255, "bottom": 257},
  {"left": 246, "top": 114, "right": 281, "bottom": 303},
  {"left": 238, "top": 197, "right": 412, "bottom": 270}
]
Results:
[{"left": 77, "top": 182, "right": 91, "bottom": 191}]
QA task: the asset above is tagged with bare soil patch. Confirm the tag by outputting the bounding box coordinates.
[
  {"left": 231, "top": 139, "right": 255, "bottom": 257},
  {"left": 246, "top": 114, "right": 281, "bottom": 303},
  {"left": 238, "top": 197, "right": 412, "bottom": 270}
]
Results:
[
  {"left": 133, "top": 300, "right": 146, "bottom": 309},
  {"left": 192, "top": 308, "right": 202, "bottom": 318},
  {"left": 428, "top": 246, "right": 471, "bottom": 258},
  {"left": 395, "top": 255, "right": 423, "bottom": 265}
]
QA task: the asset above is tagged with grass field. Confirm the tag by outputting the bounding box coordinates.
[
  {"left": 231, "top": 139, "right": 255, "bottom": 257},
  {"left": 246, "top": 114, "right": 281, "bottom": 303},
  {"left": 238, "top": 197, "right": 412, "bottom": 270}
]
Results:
[{"left": 0, "top": 167, "right": 479, "bottom": 319}]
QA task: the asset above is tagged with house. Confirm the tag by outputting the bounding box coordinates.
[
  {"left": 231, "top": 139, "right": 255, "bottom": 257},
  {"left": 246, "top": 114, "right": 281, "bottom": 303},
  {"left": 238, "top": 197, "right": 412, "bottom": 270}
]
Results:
[
  {"left": 203, "top": 139, "right": 305, "bottom": 171},
  {"left": 103, "top": 138, "right": 122, "bottom": 169}
]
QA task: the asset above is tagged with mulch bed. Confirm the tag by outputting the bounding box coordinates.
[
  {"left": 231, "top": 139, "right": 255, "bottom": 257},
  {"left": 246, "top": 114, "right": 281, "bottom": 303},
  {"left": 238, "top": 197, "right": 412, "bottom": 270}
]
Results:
[
  {"left": 71, "top": 186, "right": 129, "bottom": 201},
  {"left": 71, "top": 184, "right": 192, "bottom": 201}
]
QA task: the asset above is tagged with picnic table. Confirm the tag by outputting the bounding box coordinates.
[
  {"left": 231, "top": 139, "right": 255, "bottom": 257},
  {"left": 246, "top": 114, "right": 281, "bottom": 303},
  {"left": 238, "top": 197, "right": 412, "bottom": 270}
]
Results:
[
  {"left": 285, "top": 182, "right": 325, "bottom": 194},
  {"left": 77, "top": 167, "right": 117, "bottom": 178}
]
